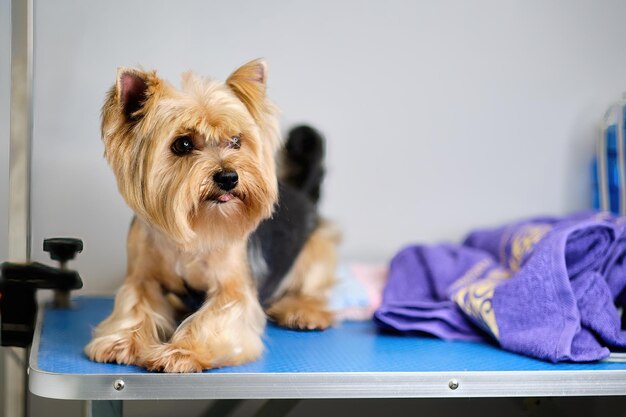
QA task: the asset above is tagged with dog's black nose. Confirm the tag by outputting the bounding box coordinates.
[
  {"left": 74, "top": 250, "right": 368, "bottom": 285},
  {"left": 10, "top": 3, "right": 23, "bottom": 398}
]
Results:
[{"left": 213, "top": 170, "right": 239, "bottom": 191}]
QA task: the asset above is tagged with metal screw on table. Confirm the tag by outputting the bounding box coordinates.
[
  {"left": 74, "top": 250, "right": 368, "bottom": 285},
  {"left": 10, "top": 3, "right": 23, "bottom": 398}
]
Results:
[
  {"left": 113, "top": 379, "right": 125, "bottom": 391},
  {"left": 448, "top": 379, "right": 459, "bottom": 390}
]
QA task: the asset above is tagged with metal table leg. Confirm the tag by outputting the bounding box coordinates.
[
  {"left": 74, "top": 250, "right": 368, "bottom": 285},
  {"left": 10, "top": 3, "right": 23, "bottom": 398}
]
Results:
[
  {"left": 84, "top": 401, "right": 123, "bottom": 417},
  {"left": 201, "top": 399, "right": 244, "bottom": 417},
  {"left": 254, "top": 400, "right": 301, "bottom": 417}
]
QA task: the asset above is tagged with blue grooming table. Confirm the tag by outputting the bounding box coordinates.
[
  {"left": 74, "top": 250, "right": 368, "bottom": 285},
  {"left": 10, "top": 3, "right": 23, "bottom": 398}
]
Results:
[{"left": 29, "top": 297, "right": 626, "bottom": 401}]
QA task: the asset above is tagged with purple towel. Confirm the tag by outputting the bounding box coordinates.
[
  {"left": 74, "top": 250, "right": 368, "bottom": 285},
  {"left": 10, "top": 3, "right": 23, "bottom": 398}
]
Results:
[
  {"left": 464, "top": 211, "right": 626, "bottom": 304},
  {"left": 463, "top": 211, "right": 608, "bottom": 274},
  {"left": 375, "top": 215, "right": 626, "bottom": 362},
  {"left": 374, "top": 244, "right": 491, "bottom": 342},
  {"left": 602, "top": 218, "right": 626, "bottom": 305}
]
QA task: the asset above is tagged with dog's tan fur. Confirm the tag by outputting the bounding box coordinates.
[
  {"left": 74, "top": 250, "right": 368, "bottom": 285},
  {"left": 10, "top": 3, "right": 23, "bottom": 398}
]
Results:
[
  {"left": 85, "top": 59, "right": 338, "bottom": 372},
  {"left": 266, "top": 220, "right": 339, "bottom": 330}
]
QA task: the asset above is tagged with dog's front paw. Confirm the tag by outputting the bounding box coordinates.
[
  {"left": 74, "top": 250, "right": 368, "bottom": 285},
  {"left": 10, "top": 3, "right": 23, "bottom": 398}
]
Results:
[
  {"left": 267, "top": 296, "right": 334, "bottom": 330},
  {"left": 143, "top": 345, "right": 208, "bottom": 373},
  {"left": 143, "top": 336, "right": 264, "bottom": 373},
  {"left": 85, "top": 332, "right": 142, "bottom": 366}
]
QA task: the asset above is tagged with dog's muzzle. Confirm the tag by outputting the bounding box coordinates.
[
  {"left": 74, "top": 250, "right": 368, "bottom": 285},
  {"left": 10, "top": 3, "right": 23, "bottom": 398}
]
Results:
[{"left": 213, "top": 170, "right": 238, "bottom": 191}]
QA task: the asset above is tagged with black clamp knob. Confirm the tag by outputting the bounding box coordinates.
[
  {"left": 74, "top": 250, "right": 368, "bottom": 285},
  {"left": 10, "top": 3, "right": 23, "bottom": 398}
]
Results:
[
  {"left": 43, "top": 238, "right": 83, "bottom": 264},
  {"left": 0, "top": 237, "right": 84, "bottom": 348}
]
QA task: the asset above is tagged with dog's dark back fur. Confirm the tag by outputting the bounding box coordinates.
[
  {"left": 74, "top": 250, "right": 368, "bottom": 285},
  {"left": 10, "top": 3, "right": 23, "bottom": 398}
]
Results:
[
  {"left": 251, "top": 182, "right": 318, "bottom": 304},
  {"left": 251, "top": 125, "right": 327, "bottom": 304},
  {"left": 280, "top": 125, "right": 326, "bottom": 205}
]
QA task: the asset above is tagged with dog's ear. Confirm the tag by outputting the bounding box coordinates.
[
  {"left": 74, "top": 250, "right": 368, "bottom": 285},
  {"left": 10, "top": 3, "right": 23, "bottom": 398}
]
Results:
[
  {"left": 226, "top": 59, "right": 269, "bottom": 121},
  {"left": 115, "top": 67, "right": 158, "bottom": 121}
]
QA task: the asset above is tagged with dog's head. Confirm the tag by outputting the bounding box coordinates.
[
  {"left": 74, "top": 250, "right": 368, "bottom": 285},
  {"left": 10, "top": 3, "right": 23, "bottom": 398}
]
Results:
[{"left": 101, "top": 59, "right": 280, "bottom": 250}]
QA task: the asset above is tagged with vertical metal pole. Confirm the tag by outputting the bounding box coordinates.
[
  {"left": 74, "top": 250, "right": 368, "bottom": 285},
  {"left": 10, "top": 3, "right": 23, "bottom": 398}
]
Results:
[
  {"left": 2, "top": 0, "right": 33, "bottom": 417},
  {"left": 8, "top": 0, "right": 32, "bottom": 263}
]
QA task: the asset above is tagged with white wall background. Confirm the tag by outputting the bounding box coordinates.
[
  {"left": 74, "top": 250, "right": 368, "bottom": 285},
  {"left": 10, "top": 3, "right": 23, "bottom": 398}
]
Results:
[
  {"left": 3, "top": 2, "right": 626, "bottom": 417},
  {"left": 25, "top": 0, "right": 626, "bottom": 294}
]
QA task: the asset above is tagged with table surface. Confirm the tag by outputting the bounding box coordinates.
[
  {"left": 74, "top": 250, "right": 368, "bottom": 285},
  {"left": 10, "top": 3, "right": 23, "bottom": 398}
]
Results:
[{"left": 29, "top": 297, "right": 626, "bottom": 400}]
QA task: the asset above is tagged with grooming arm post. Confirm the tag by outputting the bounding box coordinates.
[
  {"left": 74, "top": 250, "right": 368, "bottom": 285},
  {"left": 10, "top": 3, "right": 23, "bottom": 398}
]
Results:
[{"left": 2, "top": 0, "right": 32, "bottom": 416}]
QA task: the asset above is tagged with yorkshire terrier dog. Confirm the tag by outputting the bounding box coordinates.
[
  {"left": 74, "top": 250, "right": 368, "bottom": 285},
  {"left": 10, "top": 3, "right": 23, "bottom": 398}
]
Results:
[{"left": 85, "top": 59, "right": 339, "bottom": 372}]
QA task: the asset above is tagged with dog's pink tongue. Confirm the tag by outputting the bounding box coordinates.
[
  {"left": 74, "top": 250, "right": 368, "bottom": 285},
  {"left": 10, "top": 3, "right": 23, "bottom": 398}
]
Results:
[{"left": 217, "top": 193, "right": 234, "bottom": 202}]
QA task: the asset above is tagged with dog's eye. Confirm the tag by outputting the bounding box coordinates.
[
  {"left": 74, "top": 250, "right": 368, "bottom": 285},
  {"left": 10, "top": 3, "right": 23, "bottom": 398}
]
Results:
[
  {"left": 227, "top": 135, "right": 241, "bottom": 150},
  {"left": 171, "top": 136, "right": 195, "bottom": 156}
]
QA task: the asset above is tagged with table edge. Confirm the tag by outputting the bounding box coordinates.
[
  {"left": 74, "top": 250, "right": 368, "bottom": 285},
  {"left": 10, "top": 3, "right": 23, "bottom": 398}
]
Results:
[{"left": 29, "top": 303, "right": 626, "bottom": 399}]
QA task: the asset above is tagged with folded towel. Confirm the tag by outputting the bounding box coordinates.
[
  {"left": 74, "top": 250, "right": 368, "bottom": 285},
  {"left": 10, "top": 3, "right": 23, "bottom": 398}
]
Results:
[
  {"left": 376, "top": 215, "right": 625, "bottom": 362},
  {"left": 602, "top": 219, "right": 626, "bottom": 305},
  {"left": 463, "top": 211, "right": 608, "bottom": 274},
  {"left": 464, "top": 211, "right": 626, "bottom": 305},
  {"left": 374, "top": 244, "right": 490, "bottom": 341},
  {"left": 462, "top": 221, "right": 615, "bottom": 361}
]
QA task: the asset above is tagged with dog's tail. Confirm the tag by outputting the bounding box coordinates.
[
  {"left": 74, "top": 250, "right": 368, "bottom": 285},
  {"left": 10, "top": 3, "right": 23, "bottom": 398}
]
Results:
[{"left": 280, "top": 125, "right": 326, "bottom": 204}]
